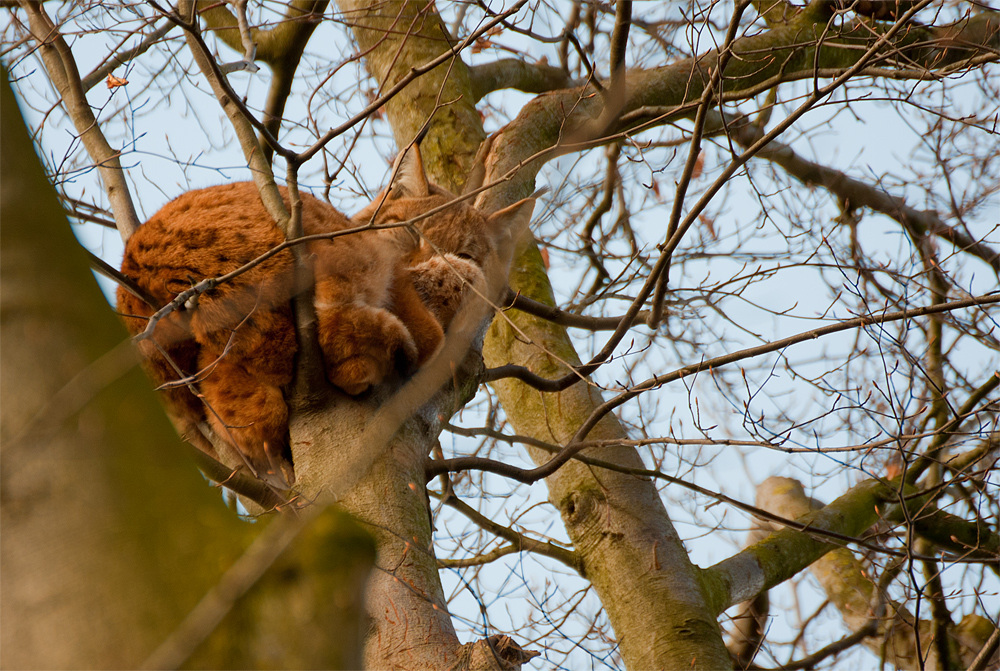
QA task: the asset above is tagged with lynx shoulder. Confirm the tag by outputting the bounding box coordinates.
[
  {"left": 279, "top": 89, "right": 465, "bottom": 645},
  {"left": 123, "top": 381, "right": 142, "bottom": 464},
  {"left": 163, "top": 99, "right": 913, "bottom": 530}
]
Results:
[{"left": 117, "top": 144, "right": 536, "bottom": 487}]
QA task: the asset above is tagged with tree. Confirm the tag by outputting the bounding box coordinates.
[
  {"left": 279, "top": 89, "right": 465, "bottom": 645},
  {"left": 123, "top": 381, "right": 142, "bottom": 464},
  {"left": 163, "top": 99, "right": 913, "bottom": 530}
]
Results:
[{"left": 2, "top": 1, "right": 998, "bottom": 669}]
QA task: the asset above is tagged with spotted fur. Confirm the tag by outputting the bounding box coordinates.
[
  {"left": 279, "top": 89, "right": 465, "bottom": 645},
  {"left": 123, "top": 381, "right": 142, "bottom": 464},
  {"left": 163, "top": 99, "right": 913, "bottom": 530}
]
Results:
[{"left": 117, "top": 145, "right": 535, "bottom": 487}]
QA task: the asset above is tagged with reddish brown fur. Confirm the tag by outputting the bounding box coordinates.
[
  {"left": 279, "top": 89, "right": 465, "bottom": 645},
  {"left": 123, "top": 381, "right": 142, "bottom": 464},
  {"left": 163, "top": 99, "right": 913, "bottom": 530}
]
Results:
[{"left": 117, "top": 147, "right": 535, "bottom": 487}]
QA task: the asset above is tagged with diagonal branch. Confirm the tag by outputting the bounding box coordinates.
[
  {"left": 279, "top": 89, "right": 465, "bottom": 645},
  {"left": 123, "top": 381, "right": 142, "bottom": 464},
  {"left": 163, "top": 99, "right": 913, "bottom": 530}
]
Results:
[
  {"left": 81, "top": 18, "right": 176, "bottom": 92},
  {"left": 436, "top": 494, "right": 582, "bottom": 571},
  {"left": 17, "top": 1, "right": 142, "bottom": 241},
  {"left": 157, "top": 0, "right": 289, "bottom": 227},
  {"left": 723, "top": 476, "right": 997, "bottom": 669},
  {"left": 468, "top": 58, "right": 579, "bottom": 100}
]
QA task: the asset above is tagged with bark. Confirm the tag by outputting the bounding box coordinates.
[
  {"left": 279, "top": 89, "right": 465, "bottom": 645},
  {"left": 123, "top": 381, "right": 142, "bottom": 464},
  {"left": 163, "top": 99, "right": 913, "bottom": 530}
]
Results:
[
  {"left": 195, "top": 0, "right": 329, "bottom": 165},
  {"left": 336, "top": 0, "right": 485, "bottom": 193},
  {"left": 469, "top": 58, "right": 577, "bottom": 101},
  {"left": 704, "top": 478, "right": 892, "bottom": 612},
  {"left": 0, "top": 66, "right": 372, "bottom": 670},
  {"left": 289, "top": 396, "right": 463, "bottom": 669}
]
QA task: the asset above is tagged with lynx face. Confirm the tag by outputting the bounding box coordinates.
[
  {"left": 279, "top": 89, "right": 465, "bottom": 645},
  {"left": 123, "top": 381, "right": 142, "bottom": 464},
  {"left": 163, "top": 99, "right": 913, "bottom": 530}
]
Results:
[
  {"left": 356, "top": 147, "right": 536, "bottom": 324},
  {"left": 117, "top": 143, "right": 536, "bottom": 488}
]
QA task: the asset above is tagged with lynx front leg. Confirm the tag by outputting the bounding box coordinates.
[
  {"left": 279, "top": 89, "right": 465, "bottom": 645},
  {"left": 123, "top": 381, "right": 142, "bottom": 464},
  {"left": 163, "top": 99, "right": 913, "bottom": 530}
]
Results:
[
  {"left": 198, "top": 357, "right": 294, "bottom": 488},
  {"left": 391, "top": 268, "right": 445, "bottom": 366},
  {"left": 315, "top": 300, "right": 419, "bottom": 396}
]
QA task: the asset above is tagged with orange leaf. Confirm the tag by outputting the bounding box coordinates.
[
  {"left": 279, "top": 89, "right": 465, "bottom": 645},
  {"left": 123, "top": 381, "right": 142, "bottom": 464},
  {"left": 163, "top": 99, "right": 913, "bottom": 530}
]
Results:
[
  {"left": 691, "top": 150, "right": 705, "bottom": 179},
  {"left": 699, "top": 213, "right": 716, "bottom": 240},
  {"left": 106, "top": 73, "right": 128, "bottom": 89}
]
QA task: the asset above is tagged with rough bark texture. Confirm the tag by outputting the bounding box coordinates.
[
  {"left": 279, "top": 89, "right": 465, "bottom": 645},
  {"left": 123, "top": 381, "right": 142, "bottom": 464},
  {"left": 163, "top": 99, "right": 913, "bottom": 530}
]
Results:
[
  {"left": 290, "top": 397, "right": 462, "bottom": 668},
  {"left": 483, "top": 247, "right": 730, "bottom": 669},
  {"left": 276, "top": 2, "right": 498, "bottom": 667},
  {"left": 336, "top": 0, "right": 485, "bottom": 192}
]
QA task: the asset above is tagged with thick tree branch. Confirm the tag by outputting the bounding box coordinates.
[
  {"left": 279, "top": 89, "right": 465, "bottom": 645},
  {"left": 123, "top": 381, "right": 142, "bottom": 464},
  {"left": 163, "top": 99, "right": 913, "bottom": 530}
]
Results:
[
  {"left": 164, "top": 1, "right": 289, "bottom": 226},
  {"left": 719, "top": 477, "right": 997, "bottom": 669},
  {"left": 479, "top": 7, "right": 1000, "bottom": 204},
  {"left": 904, "top": 506, "right": 1000, "bottom": 561},
  {"left": 195, "top": 1, "right": 329, "bottom": 166},
  {"left": 752, "top": 0, "right": 799, "bottom": 26},
  {"left": 468, "top": 58, "right": 579, "bottom": 100},
  {"left": 704, "top": 477, "right": 891, "bottom": 613},
  {"left": 195, "top": 0, "right": 325, "bottom": 63}
]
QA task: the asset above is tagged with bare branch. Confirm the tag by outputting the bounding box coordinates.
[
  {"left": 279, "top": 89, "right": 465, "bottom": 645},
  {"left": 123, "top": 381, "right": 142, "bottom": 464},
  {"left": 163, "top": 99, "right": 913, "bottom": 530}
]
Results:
[
  {"left": 436, "top": 493, "right": 582, "bottom": 572},
  {"left": 81, "top": 19, "right": 176, "bottom": 92},
  {"left": 468, "top": 57, "right": 579, "bottom": 100},
  {"left": 720, "top": 112, "right": 1000, "bottom": 274},
  {"left": 486, "top": 292, "right": 999, "bottom": 396},
  {"left": 17, "top": 1, "right": 142, "bottom": 241}
]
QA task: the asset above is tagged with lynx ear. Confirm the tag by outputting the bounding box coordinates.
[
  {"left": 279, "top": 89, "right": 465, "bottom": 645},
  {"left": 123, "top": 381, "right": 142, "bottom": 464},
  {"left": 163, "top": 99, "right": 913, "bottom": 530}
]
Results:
[
  {"left": 387, "top": 143, "right": 430, "bottom": 199},
  {"left": 487, "top": 196, "right": 537, "bottom": 242},
  {"left": 462, "top": 134, "right": 496, "bottom": 195}
]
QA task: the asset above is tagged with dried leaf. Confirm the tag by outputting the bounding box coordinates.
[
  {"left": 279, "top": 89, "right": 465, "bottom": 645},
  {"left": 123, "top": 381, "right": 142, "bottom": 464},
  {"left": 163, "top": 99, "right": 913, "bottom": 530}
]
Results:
[
  {"left": 699, "top": 213, "right": 716, "bottom": 240},
  {"left": 106, "top": 73, "right": 128, "bottom": 89},
  {"left": 692, "top": 150, "right": 705, "bottom": 179}
]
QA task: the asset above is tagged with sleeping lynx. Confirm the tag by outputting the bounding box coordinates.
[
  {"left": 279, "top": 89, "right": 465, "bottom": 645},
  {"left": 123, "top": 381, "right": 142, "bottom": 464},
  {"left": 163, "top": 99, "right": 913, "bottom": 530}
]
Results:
[{"left": 117, "top": 144, "right": 535, "bottom": 487}]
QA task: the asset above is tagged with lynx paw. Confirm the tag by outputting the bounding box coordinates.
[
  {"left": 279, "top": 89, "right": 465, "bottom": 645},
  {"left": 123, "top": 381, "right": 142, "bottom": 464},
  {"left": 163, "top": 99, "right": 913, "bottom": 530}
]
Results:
[
  {"left": 328, "top": 354, "right": 396, "bottom": 395},
  {"left": 236, "top": 435, "right": 295, "bottom": 489},
  {"left": 319, "top": 305, "right": 418, "bottom": 395}
]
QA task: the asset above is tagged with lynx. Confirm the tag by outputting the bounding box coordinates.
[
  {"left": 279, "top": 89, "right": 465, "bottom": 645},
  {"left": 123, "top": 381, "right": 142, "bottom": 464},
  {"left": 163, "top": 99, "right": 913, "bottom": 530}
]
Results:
[{"left": 117, "top": 144, "right": 535, "bottom": 487}]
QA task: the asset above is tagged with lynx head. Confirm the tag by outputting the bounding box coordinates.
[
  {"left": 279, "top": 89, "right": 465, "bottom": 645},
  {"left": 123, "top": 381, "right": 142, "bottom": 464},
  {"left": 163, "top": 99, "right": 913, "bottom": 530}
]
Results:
[{"left": 352, "top": 142, "right": 536, "bottom": 279}]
